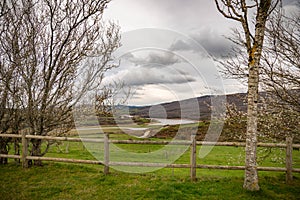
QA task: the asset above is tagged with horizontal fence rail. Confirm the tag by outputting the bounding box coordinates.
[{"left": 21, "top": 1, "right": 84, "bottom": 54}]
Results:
[
  {"left": 0, "top": 133, "right": 299, "bottom": 183},
  {"left": 1, "top": 133, "right": 300, "bottom": 148}
]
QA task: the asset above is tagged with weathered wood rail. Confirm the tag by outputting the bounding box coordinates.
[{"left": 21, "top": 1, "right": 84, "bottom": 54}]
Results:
[{"left": 0, "top": 133, "right": 299, "bottom": 183}]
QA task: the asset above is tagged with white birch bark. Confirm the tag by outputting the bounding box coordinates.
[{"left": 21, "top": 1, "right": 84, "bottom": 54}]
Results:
[
  {"left": 214, "top": 0, "right": 277, "bottom": 191},
  {"left": 244, "top": 2, "right": 272, "bottom": 190}
]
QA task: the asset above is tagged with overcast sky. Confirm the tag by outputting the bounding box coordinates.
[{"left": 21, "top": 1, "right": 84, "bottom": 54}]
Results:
[{"left": 102, "top": 0, "right": 299, "bottom": 106}]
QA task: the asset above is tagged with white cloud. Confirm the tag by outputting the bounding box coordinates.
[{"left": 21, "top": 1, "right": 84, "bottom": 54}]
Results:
[{"left": 104, "top": 0, "right": 236, "bottom": 33}]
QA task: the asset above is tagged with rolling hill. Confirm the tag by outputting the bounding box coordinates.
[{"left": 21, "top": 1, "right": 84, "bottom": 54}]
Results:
[{"left": 129, "top": 92, "right": 248, "bottom": 120}]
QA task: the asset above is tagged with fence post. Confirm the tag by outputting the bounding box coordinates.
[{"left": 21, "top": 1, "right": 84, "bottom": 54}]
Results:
[
  {"left": 104, "top": 133, "right": 109, "bottom": 175},
  {"left": 21, "top": 132, "right": 28, "bottom": 168},
  {"left": 190, "top": 135, "right": 197, "bottom": 182},
  {"left": 286, "top": 136, "right": 293, "bottom": 184}
]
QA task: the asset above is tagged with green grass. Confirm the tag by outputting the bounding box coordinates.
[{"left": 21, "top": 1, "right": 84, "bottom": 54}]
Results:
[
  {"left": 1, "top": 134, "right": 300, "bottom": 199},
  {"left": 1, "top": 163, "right": 300, "bottom": 200},
  {"left": 45, "top": 140, "right": 300, "bottom": 168}
]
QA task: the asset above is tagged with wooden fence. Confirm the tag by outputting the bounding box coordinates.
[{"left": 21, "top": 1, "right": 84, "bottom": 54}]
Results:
[{"left": 0, "top": 133, "right": 300, "bottom": 183}]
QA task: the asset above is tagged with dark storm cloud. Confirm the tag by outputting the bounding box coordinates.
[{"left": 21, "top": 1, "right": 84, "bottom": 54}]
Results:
[
  {"left": 169, "top": 40, "right": 192, "bottom": 52},
  {"left": 169, "top": 28, "right": 237, "bottom": 58},
  {"left": 123, "top": 52, "right": 181, "bottom": 67},
  {"left": 191, "top": 29, "right": 234, "bottom": 58},
  {"left": 146, "top": 52, "right": 180, "bottom": 66},
  {"left": 283, "top": 0, "right": 299, "bottom": 6},
  {"left": 122, "top": 66, "right": 196, "bottom": 86},
  {"left": 117, "top": 52, "right": 195, "bottom": 87}
]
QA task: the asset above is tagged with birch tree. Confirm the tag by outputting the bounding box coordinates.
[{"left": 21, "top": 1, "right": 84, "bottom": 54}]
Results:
[{"left": 214, "top": 0, "right": 279, "bottom": 191}]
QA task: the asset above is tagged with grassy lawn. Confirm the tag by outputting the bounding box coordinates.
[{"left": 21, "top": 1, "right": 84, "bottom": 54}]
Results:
[
  {"left": 1, "top": 132, "right": 300, "bottom": 199},
  {"left": 1, "top": 163, "right": 300, "bottom": 200}
]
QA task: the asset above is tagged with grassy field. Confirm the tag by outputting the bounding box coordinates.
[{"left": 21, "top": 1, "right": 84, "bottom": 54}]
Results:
[
  {"left": 1, "top": 162, "right": 300, "bottom": 200},
  {"left": 1, "top": 130, "right": 300, "bottom": 199}
]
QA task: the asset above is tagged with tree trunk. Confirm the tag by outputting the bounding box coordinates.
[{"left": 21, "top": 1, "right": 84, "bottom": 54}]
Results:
[
  {"left": 31, "top": 139, "right": 43, "bottom": 166},
  {"left": 214, "top": 0, "right": 276, "bottom": 191},
  {"left": 14, "top": 138, "right": 20, "bottom": 164},
  {"left": 243, "top": 1, "right": 272, "bottom": 191},
  {"left": 244, "top": 52, "right": 260, "bottom": 190},
  {"left": 0, "top": 139, "right": 8, "bottom": 164}
]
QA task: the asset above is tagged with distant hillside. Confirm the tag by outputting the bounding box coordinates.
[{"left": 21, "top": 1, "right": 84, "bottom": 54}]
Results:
[{"left": 129, "top": 92, "right": 248, "bottom": 120}]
